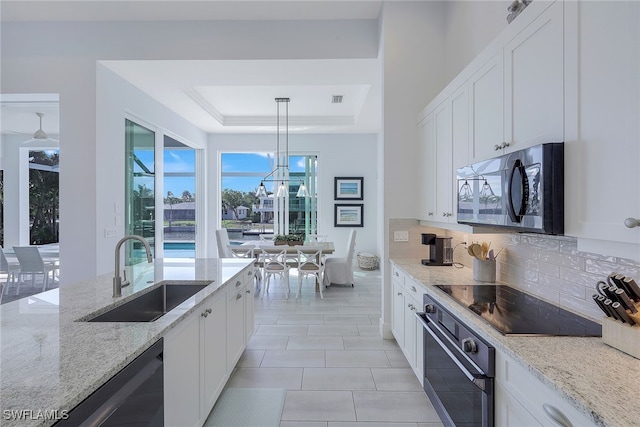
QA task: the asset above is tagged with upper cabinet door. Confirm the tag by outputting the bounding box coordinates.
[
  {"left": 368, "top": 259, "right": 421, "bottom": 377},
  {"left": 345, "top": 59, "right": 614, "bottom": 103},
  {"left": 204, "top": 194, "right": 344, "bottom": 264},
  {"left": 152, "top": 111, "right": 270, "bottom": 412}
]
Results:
[
  {"left": 435, "top": 101, "right": 453, "bottom": 221},
  {"left": 503, "top": 0, "right": 564, "bottom": 152},
  {"left": 564, "top": 0, "right": 640, "bottom": 249},
  {"left": 418, "top": 114, "right": 436, "bottom": 221},
  {"left": 469, "top": 51, "right": 504, "bottom": 163}
]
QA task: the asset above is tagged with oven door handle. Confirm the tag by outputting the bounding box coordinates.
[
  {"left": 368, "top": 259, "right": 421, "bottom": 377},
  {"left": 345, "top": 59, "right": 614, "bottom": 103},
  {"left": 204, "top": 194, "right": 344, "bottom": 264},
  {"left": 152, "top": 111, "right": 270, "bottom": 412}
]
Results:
[{"left": 416, "top": 312, "right": 490, "bottom": 392}]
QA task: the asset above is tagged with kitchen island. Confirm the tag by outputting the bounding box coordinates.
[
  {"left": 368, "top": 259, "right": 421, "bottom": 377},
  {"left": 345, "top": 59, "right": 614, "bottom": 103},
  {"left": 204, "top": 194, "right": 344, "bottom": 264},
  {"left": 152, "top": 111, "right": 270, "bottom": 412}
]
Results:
[
  {"left": 0, "top": 258, "right": 254, "bottom": 427},
  {"left": 390, "top": 257, "right": 640, "bottom": 427}
]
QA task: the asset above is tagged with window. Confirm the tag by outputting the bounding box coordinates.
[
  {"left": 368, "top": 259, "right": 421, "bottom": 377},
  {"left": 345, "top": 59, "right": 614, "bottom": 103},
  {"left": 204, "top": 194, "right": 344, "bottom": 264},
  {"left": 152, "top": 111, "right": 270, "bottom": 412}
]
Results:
[{"left": 221, "top": 153, "right": 318, "bottom": 241}]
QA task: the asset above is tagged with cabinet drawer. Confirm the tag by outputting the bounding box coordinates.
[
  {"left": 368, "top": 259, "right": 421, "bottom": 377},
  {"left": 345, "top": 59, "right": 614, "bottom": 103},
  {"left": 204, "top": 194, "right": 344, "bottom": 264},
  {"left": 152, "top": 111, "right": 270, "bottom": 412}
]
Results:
[
  {"left": 404, "top": 277, "right": 424, "bottom": 302},
  {"left": 391, "top": 264, "right": 404, "bottom": 286},
  {"left": 496, "top": 351, "right": 595, "bottom": 427}
]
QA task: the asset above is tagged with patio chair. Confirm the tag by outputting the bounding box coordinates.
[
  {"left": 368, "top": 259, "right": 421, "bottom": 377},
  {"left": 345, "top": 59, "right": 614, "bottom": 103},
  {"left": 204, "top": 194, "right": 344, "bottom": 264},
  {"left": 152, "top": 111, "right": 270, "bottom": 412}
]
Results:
[
  {"left": 0, "top": 247, "right": 19, "bottom": 295},
  {"left": 12, "top": 246, "right": 58, "bottom": 294}
]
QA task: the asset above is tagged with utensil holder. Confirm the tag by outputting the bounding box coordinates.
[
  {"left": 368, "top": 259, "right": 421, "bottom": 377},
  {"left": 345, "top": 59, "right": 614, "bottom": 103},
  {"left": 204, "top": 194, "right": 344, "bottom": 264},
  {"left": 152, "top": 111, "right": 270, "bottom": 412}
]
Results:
[
  {"left": 473, "top": 259, "right": 496, "bottom": 283},
  {"left": 602, "top": 316, "right": 640, "bottom": 360}
]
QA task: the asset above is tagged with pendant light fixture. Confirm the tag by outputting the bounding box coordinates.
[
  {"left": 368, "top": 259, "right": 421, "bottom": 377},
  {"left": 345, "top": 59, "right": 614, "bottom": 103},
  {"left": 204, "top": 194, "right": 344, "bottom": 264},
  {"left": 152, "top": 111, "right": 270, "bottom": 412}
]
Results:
[{"left": 255, "top": 98, "right": 309, "bottom": 198}]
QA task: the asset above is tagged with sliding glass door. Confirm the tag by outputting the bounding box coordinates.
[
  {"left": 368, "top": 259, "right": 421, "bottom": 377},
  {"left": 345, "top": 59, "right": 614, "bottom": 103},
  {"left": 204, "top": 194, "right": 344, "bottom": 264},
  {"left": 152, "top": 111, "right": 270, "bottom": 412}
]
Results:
[{"left": 124, "top": 119, "right": 156, "bottom": 265}]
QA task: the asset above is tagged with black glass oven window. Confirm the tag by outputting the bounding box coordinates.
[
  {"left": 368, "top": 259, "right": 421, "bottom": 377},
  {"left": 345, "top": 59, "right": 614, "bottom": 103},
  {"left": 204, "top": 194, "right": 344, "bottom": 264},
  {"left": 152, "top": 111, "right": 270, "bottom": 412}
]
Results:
[
  {"left": 439, "top": 310, "right": 458, "bottom": 339},
  {"left": 424, "top": 328, "right": 485, "bottom": 426}
]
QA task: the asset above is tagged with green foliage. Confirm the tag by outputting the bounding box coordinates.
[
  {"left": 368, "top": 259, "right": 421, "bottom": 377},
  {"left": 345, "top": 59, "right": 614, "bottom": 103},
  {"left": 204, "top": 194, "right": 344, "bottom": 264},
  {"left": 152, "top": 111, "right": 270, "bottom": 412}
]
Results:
[
  {"left": 29, "top": 151, "right": 59, "bottom": 245},
  {"left": 221, "top": 188, "right": 258, "bottom": 219},
  {"left": 274, "top": 233, "right": 305, "bottom": 242}
]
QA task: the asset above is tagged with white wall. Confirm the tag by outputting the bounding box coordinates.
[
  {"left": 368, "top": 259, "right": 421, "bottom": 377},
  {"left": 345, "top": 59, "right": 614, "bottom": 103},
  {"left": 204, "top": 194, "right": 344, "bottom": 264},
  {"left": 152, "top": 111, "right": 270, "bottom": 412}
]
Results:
[
  {"left": 442, "top": 0, "right": 509, "bottom": 83},
  {"left": 208, "top": 133, "right": 379, "bottom": 260},
  {"left": 95, "top": 65, "right": 208, "bottom": 275},
  {"left": 380, "top": 1, "right": 447, "bottom": 338}
]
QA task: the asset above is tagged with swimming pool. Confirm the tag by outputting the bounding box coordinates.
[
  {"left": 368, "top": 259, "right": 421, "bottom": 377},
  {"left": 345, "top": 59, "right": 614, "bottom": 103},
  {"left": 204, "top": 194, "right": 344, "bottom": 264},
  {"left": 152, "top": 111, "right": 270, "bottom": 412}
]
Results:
[{"left": 164, "top": 241, "right": 195, "bottom": 258}]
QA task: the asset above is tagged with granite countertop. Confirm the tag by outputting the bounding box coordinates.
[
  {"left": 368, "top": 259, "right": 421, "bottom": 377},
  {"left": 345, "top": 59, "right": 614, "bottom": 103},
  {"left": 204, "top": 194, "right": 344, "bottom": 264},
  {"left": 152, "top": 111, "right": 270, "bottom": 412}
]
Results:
[
  {"left": 390, "top": 258, "right": 640, "bottom": 427},
  {"left": 0, "top": 258, "right": 253, "bottom": 427}
]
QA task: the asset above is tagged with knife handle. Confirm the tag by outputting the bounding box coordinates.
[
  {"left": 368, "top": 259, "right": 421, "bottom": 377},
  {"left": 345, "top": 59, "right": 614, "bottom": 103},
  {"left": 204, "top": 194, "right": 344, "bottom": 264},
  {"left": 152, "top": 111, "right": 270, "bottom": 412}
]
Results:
[
  {"left": 613, "top": 274, "right": 637, "bottom": 301},
  {"left": 593, "top": 294, "right": 611, "bottom": 317},
  {"left": 623, "top": 277, "right": 640, "bottom": 302},
  {"left": 614, "top": 288, "right": 638, "bottom": 313},
  {"left": 604, "top": 299, "right": 622, "bottom": 321},
  {"left": 612, "top": 302, "right": 636, "bottom": 325}
]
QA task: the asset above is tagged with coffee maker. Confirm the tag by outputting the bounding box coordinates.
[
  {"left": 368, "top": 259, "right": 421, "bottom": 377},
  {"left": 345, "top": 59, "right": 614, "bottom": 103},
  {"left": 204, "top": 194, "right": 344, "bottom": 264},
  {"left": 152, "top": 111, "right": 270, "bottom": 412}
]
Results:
[{"left": 421, "top": 233, "right": 453, "bottom": 266}]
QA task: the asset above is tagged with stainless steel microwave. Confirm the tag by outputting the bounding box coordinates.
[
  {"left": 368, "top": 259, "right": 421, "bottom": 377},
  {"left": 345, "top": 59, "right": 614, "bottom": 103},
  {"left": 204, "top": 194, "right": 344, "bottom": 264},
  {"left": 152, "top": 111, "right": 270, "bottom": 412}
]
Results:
[{"left": 456, "top": 143, "right": 564, "bottom": 235}]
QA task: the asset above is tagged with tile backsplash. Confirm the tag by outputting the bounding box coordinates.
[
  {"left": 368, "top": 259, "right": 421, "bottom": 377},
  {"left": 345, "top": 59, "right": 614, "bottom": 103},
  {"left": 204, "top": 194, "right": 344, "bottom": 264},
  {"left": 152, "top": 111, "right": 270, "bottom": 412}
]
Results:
[{"left": 389, "top": 218, "right": 640, "bottom": 322}]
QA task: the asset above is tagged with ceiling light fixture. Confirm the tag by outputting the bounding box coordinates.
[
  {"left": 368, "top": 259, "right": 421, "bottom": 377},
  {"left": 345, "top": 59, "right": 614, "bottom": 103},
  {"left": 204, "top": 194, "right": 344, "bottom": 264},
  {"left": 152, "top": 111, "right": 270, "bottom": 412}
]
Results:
[{"left": 256, "top": 98, "right": 309, "bottom": 199}]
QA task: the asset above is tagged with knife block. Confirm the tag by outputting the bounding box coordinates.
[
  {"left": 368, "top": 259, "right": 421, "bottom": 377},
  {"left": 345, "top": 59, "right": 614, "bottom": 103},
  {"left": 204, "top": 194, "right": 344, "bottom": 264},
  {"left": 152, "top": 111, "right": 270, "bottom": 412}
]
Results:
[{"left": 601, "top": 316, "right": 640, "bottom": 360}]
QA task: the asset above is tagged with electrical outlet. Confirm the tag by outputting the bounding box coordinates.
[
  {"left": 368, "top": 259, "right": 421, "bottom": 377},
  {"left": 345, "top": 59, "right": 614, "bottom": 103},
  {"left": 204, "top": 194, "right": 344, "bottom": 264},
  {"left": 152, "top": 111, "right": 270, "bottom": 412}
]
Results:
[
  {"left": 394, "top": 231, "right": 409, "bottom": 242},
  {"left": 104, "top": 228, "right": 117, "bottom": 238}
]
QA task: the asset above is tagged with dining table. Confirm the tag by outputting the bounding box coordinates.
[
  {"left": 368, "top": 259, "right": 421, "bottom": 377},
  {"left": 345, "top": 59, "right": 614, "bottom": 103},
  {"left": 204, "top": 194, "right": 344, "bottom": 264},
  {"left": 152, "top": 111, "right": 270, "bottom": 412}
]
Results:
[{"left": 239, "top": 241, "right": 335, "bottom": 291}]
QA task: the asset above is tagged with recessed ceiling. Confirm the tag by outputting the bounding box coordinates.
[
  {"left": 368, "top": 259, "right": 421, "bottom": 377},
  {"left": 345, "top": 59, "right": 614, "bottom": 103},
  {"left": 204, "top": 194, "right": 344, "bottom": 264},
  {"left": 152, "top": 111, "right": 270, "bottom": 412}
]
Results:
[{"left": 102, "top": 58, "right": 381, "bottom": 134}]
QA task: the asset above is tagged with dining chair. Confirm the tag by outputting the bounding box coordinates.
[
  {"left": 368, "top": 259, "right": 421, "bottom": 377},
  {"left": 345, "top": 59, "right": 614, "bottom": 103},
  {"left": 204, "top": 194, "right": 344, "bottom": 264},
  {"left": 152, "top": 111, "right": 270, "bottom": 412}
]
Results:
[
  {"left": 258, "top": 246, "right": 290, "bottom": 299},
  {"left": 259, "top": 234, "right": 274, "bottom": 242},
  {"left": 215, "top": 229, "right": 233, "bottom": 257},
  {"left": 0, "top": 247, "right": 19, "bottom": 295},
  {"left": 12, "top": 246, "right": 58, "bottom": 294},
  {"left": 294, "top": 245, "right": 324, "bottom": 299},
  {"left": 307, "top": 234, "right": 328, "bottom": 243},
  {"left": 229, "top": 244, "right": 262, "bottom": 289},
  {"left": 323, "top": 229, "right": 357, "bottom": 288}
]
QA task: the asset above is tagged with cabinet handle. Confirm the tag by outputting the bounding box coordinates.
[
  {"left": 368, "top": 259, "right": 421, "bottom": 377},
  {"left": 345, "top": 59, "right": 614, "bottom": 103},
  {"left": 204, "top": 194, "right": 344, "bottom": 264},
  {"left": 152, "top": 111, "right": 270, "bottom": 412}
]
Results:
[
  {"left": 428, "top": 212, "right": 433, "bottom": 216},
  {"left": 624, "top": 218, "right": 640, "bottom": 228},
  {"left": 248, "top": 270, "right": 253, "bottom": 276},
  {"left": 494, "top": 142, "right": 511, "bottom": 151},
  {"left": 410, "top": 285, "right": 417, "bottom": 292},
  {"left": 394, "top": 271, "right": 399, "bottom": 276},
  {"left": 236, "top": 293, "right": 242, "bottom": 300},
  {"left": 236, "top": 280, "right": 242, "bottom": 287},
  {"left": 542, "top": 404, "right": 573, "bottom": 427},
  {"left": 442, "top": 212, "right": 447, "bottom": 217},
  {"left": 201, "top": 311, "right": 208, "bottom": 318},
  {"left": 494, "top": 144, "right": 502, "bottom": 151},
  {"left": 206, "top": 308, "right": 212, "bottom": 314},
  {"left": 246, "top": 289, "right": 251, "bottom": 294},
  {"left": 397, "top": 292, "right": 402, "bottom": 296}
]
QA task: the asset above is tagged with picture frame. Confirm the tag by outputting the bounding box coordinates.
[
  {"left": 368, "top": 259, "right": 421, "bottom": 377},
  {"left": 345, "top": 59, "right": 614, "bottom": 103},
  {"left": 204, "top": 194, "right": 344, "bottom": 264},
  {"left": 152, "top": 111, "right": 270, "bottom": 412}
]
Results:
[
  {"left": 334, "top": 177, "right": 363, "bottom": 200},
  {"left": 334, "top": 204, "right": 364, "bottom": 227}
]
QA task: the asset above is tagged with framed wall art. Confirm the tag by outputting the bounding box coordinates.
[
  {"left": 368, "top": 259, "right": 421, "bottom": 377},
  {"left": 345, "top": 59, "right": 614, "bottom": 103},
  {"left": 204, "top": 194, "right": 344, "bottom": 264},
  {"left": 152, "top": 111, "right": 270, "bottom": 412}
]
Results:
[
  {"left": 334, "top": 204, "right": 364, "bottom": 227},
  {"left": 334, "top": 177, "right": 363, "bottom": 200}
]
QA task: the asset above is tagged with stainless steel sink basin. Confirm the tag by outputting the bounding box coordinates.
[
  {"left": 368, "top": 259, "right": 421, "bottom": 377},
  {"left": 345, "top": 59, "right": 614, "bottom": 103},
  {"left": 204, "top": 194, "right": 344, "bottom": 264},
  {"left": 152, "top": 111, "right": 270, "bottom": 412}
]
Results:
[{"left": 86, "top": 283, "right": 210, "bottom": 322}]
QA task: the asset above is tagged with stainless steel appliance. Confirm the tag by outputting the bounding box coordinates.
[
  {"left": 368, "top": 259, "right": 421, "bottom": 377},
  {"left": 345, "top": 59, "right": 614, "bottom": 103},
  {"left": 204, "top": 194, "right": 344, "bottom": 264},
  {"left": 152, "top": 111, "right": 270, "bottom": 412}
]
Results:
[
  {"left": 417, "top": 295, "right": 494, "bottom": 427},
  {"left": 56, "top": 338, "right": 164, "bottom": 426},
  {"left": 435, "top": 284, "right": 602, "bottom": 336},
  {"left": 421, "top": 233, "right": 453, "bottom": 266},
  {"left": 456, "top": 142, "right": 564, "bottom": 235}
]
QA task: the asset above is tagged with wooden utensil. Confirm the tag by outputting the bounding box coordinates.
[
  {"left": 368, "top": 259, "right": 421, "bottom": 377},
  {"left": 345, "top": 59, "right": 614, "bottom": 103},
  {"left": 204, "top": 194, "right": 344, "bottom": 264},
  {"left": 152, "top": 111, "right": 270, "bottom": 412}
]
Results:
[
  {"left": 481, "top": 242, "right": 489, "bottom": 259},
  {"left": 470, "top": 243, "right": 483, "bottom": 260}
]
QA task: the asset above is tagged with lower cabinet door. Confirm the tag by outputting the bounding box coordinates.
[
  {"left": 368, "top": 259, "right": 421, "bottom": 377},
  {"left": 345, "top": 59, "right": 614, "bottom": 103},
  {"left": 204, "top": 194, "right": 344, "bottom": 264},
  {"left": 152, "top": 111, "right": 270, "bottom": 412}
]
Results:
[
  {"left": 202, "top": 294, "right": 228, "bottom": 415},
  {"left": 495, "top": 383, "right": 542, "bottom": 427},
  {"left": 244, "top": 281, "right": 255, "bottom": 342},
  {"left": 227, "top": 285, "right": 246, "bottom": 372},
  {"left": 164, "top": 310, "right": 201, "bottom": 427}
]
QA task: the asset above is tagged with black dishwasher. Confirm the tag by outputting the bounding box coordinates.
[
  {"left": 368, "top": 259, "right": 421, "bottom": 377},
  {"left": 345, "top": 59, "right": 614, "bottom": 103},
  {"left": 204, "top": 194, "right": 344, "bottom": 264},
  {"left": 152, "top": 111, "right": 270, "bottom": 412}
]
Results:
[{"left": 56, "top": 338, "right": 164, "bottom": 427}]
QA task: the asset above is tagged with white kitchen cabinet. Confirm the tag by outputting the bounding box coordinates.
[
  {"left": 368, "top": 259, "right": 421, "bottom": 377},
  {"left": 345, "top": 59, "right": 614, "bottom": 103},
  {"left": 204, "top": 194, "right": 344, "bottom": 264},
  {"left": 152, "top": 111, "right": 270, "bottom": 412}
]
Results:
[
  {"left": 164, "top": 265, "right": 255, "bottom": 427},
  {"left": 403, "top": 277, "right": 424, "bottom": 384},
  {"left": 503, "top": 0, "right": 563, "bottom": 152},
  {"left": 390, "top": 263, "right": 425, "bottom": 385},
  {"left": 495, "top": 349, "right": 596, "bottom": 427},
  {"left": 201, "top": 294, "right": 227, "bottom": 416},
  {"left": 434, "top": 101, "right": 453, "bottom": 222},
  {"left": 469, "top": 50, "right": 504, "bottom": 163},
  {"left": 564, "top": 0, "right": 640, "bottom": 256},
  {"left": 391, "top": 267, "right": 405, "bottom": 348},
  {"left": 227, "top": 276, "right": 246, "bottom": 372},
  {"left": 164, "top": 306, "right": 202, "bottom": 427},
  {"left": 244, "top": 273, "right": 256, "bottom": 343},
  {"left": 417, "top": 113, "right": 436, "bottom": 221}
]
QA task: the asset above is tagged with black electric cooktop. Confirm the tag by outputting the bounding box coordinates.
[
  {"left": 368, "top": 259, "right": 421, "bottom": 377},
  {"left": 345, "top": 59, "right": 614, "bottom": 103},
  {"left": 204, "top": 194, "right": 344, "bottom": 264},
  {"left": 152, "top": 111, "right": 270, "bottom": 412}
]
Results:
[{"left": 435, "top": 284, "right": 602, "bottom": 337}]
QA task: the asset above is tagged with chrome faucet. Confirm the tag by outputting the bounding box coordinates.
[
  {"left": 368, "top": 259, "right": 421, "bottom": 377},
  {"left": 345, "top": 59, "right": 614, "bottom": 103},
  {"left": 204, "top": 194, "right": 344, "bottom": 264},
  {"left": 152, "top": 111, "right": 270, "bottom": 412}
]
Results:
[{"left": 113, "top": 235, "right": 153, "bottom": 298}]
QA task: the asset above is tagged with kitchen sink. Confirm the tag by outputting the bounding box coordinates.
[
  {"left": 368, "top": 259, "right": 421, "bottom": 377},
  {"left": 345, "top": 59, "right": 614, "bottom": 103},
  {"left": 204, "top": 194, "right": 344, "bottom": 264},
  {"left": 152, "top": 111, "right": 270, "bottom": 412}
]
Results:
[{"left": 85, "top": 282, "right": 210, "bottom": 322}]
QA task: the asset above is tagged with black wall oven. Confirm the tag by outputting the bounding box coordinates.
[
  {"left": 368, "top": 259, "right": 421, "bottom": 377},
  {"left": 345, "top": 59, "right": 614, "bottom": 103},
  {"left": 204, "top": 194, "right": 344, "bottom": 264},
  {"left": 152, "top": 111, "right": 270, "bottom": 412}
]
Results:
[{"left": 417, "top": 295, "right": 495, "bottom": 427}]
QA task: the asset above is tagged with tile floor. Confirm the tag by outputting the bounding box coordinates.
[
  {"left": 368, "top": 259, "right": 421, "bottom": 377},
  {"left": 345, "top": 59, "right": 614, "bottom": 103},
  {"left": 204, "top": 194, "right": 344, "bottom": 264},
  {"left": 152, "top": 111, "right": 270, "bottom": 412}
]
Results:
[{"left": 223, "top": 268, "right": 444, "bottom": 427}]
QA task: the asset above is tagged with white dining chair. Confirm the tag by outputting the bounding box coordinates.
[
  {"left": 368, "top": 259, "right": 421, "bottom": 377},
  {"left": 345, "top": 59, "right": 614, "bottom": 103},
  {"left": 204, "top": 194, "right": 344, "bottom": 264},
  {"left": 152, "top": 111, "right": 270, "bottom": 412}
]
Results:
[
  {"left": 229, "top": 244, "right": 262, "bottom": 289},
  {"left": 307, "top": 234, "right": 328, "bottom": 243},
  {"left": 259, "top": 234, "right": 274, "bottom": 242},
  {"left": 323, "top": 229, "right": 357, "bottom": 288},
  {"left": 12, "top": 246, "right": 58, "bottom": 293},
  {"left": 294, "top": 245, "right": 324, "bottom": 299},
  {"left": 258, "top": 246, "right": 290, "bottom": 299},
  {"left": 0, "top": 247, "right": 19, "bottom": 295},
  {"left": 215, "top": 229, "right": 233, "bottom": 257}
]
